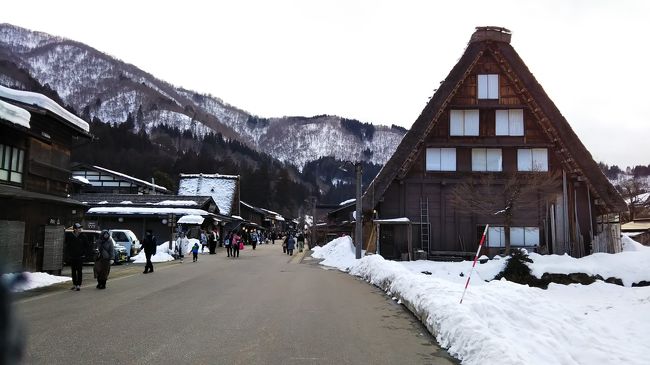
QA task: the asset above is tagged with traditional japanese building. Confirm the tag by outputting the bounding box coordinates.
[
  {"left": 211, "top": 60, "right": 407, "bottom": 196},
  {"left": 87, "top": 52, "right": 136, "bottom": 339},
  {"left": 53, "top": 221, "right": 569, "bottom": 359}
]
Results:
[
  {"left": 361, "top": 27, "right": 627, "bottom": 260},
  {"left": 0, "top": 85, "right": 91, "bottom": 272}
]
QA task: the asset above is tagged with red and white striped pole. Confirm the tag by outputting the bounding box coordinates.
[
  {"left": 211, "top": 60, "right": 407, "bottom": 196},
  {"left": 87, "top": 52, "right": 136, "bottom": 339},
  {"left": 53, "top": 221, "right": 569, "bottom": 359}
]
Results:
[{"left": 459, "top": 224, "right": 489, "bottom": 304}]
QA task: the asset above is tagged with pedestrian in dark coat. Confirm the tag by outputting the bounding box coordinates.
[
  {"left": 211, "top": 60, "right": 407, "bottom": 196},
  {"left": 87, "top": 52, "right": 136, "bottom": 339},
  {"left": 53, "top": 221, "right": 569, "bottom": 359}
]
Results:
[
  {"left": 93, "top": 230, "right": 114, "bottom": 289},
  {"left": 142, "top": 229, "right": 157, "bottom": 274},
  {"left": 224, "top": 231, "right": 232, "bottom": 257},
  {"left": 65, "top": 223, "right": 86, "bottom": 291},
  {"left": 297, "top": 232, "right": 305, "bottom": 253},
  {"left": 286, "top": 235, "right": 296, "bottom": 256}
]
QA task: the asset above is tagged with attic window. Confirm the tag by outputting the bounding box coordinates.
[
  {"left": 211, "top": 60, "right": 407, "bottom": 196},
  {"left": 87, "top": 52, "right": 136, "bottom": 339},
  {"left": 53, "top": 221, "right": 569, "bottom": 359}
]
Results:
[
  {"left": 495, "top": 109, "right": 524, "bottom": 136},
  {"left": 478, "top": 74, "right": 499, "bottom": 99},
  {"left": 517, "top": 148, "right": 548, "bottom": 171},
  {"left": 450, "top": 110, "right": 479, "bottom": 136}
]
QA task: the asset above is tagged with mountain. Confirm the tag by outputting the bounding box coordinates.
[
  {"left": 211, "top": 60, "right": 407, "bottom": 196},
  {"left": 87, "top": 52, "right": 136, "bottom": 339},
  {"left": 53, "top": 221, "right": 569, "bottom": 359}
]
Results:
[{"left": 0, "top": 23, "right": 405, "bottom": 170}]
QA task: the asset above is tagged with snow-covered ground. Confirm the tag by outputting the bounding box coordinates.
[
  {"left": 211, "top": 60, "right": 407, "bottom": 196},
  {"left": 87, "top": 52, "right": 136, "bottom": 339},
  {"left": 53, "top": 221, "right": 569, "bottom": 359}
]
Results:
[{"left": 312, "top": 236, "right": 650, "bottom": 365}]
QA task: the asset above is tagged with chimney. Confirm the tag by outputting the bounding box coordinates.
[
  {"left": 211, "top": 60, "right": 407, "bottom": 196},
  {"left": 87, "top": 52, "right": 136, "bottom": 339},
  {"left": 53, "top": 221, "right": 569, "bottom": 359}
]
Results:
[{"left": 470, "top": 26, "right": 512, "bottom": 44}]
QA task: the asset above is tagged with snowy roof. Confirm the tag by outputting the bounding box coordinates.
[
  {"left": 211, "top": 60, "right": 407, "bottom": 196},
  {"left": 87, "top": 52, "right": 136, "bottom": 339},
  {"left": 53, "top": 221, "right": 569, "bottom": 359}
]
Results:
[
  {"left": 374, "top": 217, "right": 411, "bottom": 224},
  {"left": 91, "top": 165, "right": 170, "bottom": 193},
  {"left": 178, "top": 173, "right": 238, "bottom": 216},
  {"left": 0, "top": 84, "right": 89, "bottom": 132},
  {"left": 177, "top": 215, "right": 205, "bottom": 225},
  {"left": 259, "top": 207, "right": 285, "bottom": 221},
  {"left": 0, "top": 99, "right": 30, "bottom": 129},
  {"left": 621, "top": 221, "right": 650, "bottom": 232},
  {"left": 87, "top": 207, "right": 209, "bottom": 216},
  {"left": 72, "top": 176, "right": 90, "bottom": 185},
  {"left": 339, "top": 198, "right": 355, "bottom": 206},
  {"left": 231, "top": 215, "right": 244, "bottom": 220}
]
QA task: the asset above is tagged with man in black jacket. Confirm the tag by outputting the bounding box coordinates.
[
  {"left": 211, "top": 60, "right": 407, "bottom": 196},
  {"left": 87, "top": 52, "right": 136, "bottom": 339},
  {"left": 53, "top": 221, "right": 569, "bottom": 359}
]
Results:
[
  {"left": 142, "top": 229, "right": 157, "bottom": 274},
  {"left": 64, "top": 223, "right": 86, "bottom": 291}
]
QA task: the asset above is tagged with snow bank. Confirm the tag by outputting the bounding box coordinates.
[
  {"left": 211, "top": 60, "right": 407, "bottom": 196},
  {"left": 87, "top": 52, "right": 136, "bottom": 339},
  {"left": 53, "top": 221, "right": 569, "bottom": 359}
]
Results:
[
  {"left": 314, "top": 236, "right": 650, "bottom": 365},
  {"left": 3, "top": 272, "right": 71, "bottom": 292},
  {"left": 131, "top": 238, "right": 202, "bottom": 263}
]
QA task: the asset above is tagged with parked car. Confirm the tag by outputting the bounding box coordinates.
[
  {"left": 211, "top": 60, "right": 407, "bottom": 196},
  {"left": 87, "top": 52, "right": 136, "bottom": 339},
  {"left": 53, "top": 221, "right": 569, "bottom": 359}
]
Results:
[
  {"left": 64, "top": 228, "right": 128, "bottom": 265},
  {"left": 109, "top": 229, "right": 141, "bottom": 258}
]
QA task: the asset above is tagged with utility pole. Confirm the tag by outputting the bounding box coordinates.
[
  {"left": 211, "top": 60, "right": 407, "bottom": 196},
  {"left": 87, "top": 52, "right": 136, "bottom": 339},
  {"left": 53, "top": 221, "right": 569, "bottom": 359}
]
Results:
[{"left": 355, "top": 162, "right": 362, "bottom": 259}]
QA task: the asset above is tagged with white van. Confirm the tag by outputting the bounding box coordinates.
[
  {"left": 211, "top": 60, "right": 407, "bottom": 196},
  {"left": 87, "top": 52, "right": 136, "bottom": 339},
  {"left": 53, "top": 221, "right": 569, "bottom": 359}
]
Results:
[{"left": 109, "top": 229, "right": 141, "bottom": 258}]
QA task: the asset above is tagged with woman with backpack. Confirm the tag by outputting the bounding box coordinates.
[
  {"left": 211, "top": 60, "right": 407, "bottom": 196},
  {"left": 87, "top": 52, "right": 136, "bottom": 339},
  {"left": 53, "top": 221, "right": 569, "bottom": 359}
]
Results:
[{"left": 224, "top": 230, "right": 232, "bottom": 257}]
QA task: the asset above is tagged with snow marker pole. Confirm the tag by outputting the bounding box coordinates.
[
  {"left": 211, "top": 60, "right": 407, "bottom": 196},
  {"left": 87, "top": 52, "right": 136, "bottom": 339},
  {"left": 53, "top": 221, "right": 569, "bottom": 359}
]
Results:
[{"left": 460, "top": 224, "right": 489, "bottom": 304}]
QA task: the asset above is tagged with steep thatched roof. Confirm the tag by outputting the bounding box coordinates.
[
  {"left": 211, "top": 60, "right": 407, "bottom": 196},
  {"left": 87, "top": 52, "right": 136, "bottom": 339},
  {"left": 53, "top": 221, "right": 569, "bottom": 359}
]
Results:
[{"left": 363, "top": 26, "right": 627, "bottom": 214}]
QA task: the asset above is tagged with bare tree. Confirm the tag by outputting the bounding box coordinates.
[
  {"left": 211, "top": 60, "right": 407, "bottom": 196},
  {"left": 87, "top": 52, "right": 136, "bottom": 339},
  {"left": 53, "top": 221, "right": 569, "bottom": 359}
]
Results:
[
  {"left": 449, "top": 171, "right": 561, "bottom": 254},
  {"left": 617, "top": 176, "right": 649, "bottom": 221}
]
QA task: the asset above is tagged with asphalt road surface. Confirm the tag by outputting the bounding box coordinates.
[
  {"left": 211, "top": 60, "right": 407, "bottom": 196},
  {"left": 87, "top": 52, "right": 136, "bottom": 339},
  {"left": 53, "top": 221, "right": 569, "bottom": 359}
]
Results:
[{"left": 15, "top": 243, "right": 459, "bottom": 365}]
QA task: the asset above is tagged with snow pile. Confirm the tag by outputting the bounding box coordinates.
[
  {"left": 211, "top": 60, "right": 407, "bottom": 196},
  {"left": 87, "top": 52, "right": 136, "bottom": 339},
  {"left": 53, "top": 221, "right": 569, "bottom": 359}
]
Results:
[
  {"left": 312, "top": 236, "right": 359, "bottom": 270},
  {"left": 3, "top": 272, "right": 70, "bottom": 292},
  {"left": 314, "top": 236, "right": 650, "bottom": 365}
]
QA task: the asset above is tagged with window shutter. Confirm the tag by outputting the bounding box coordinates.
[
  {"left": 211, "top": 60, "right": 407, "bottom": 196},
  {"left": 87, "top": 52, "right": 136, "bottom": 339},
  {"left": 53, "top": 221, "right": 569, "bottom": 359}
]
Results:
[
  {"left": 478, "top": 75, "right": 488, "bottom": 99},
  {"left": 450, "top": 110, "right": 464, "bottom": 136},
  {"left": 524, "top": 227, "right": 540, "bottom": 246},
  {"left": 426, "top": 148, "right": 441, "bottom": 171},
  {"left": 488, "top": 74, "right": 499, "bottom": 99},
  {"left": 532, "top": 149, "right": 548, "bottom": 171},
  {"left": 509, "top": 109, "right": 524, "bottom": 136},
  {"left": 440, "top": 148, "right": 456, "bottom": 171},
  {"left": 472, "top": 148, "right": 486, "bottom": 171},
  {"left": 488, "top": 227, "right": 505, "bottom": 247},
  {"left": 495, "top": 110, "right": 509, "bottom": 135},
  {"left": 510, "top": 227, "right": 525, "bottom": 246},
  {"left": 486, "top": 149, "right": 502, "bottom": 171},
  {"left": 465, "top": 110, "right": 479, "bottom": 136},
  {"left": 517, "top": 149, "right": 532, "bottom": 171}
]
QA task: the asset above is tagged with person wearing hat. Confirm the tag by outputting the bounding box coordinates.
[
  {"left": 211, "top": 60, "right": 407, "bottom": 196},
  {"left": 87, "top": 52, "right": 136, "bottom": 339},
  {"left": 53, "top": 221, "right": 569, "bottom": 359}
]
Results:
[{"left": 64, "top": 223, "right": 87, "bottom": 291}]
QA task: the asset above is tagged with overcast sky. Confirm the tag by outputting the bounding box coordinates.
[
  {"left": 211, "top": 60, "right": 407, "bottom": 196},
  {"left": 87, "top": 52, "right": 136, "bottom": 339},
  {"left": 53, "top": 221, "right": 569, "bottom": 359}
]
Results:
[{"left": 2, "top": 0, "right": 648, "bottom": 168}]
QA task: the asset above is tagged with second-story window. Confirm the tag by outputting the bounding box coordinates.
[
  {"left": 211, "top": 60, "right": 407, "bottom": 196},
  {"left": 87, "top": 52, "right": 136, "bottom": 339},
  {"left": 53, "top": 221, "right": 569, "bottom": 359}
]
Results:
[
  {"left": 495, "top": 109, "right": 524, "bottom": 136},
  {"left": 0, "top": 144, "right": 25, "bottom": 184},
  {"left": 426, "top": 148, "right": 456, "bottom": 171},
  {"left": 472, "top": 148, "right": 502, "bottom": 171},
  {"left": 450, "top": 110, "right": 479, "bottom": 136},
  {"left": 478, "top": 74, "right": 499, "bottom": 99}
]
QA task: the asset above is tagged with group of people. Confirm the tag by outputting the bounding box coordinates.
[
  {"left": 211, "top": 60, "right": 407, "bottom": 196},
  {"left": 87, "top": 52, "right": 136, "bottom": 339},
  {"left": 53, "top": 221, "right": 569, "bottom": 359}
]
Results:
[
  {"left": 282, "top": 231, "right": 306, "bottom": 256},
  {"left": 64, "top": 223, "right": 115, "bottom": 290},
  {"left": 64, "top": 224, "right": 311, "bottom": 290}
]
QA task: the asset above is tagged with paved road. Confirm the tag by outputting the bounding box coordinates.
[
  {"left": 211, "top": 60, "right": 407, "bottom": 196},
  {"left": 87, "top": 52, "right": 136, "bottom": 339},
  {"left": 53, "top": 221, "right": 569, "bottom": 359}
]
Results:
[{"left": 16, "top": 243, "right": 458, "bottom": 365}]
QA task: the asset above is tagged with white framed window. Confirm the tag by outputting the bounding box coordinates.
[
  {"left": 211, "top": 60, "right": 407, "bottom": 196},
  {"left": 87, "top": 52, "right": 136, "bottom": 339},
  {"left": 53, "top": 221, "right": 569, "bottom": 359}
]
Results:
[
  {"left": 472, "top": 148, "right": 502, "bottom": 171},
  {"left": 426, "top": 148, "right": 456, "bottom": 171},
  {"left": 517, "top": 148, "right": 548, "bottom": 171},
  {"left": 450, "top": 110, "right": 479, "bottom": 136},
  {"left": 495, "top": 109, "right": 524, "bottom": 136},
  {"left": 478, "top": 74, "right": 499, "bottom": 99},
  {"left": 488, "top": 226, "right": 505, "bottom": 247},
  {"left": 510, "top": 227, "right": 540, "bottom": 246}
]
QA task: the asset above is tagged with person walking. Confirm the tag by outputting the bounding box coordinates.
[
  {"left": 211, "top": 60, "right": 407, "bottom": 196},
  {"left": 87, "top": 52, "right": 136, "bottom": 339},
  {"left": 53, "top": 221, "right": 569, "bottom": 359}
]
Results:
[
  {"left": 191, "top": 241, "right": 200, "bottom": 262},
  {"left": 231, "top": 230, "right": 241, "bottom": 258},
  {"left": 176, "top": 233, "right": 190, "bottom": 263},
  {"left": 286, "top": 234, "right": 296, "bottom": 256},
  {"left": 200, "top": 230, "right": 208, "bottom": 254},
  {"left": 93, "top": 230, "right": 114, "bottom": 289},
  {"left": 224, "top": 231, "right": 232, "bottom": 257},
  {"left": 297, "top": 231, "right": 305, "bottom": 253},
  {"left": 251, "top": 230, "right": 258, "bottom": 250},
  {"left": 65, "top": 223, "right": 86, "bottom": 291},
  {"left": 142, "top": 229, "right": 157, "bottom": 274},
  {"left": 208, "top": 230, "right": 217, "bottom": 255}
]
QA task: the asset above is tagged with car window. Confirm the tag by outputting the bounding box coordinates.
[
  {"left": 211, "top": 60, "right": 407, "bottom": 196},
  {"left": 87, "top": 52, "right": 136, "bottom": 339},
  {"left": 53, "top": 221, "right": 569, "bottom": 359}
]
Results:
[{"left": 111, "top": 232, "right": 128, "bottom": 241}]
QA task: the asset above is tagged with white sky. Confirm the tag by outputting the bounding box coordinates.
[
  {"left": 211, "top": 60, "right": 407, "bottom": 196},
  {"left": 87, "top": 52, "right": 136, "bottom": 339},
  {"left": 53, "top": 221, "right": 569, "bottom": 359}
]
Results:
[{"left": 2, "top": 0, "right": 648, "bottom": 168}]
